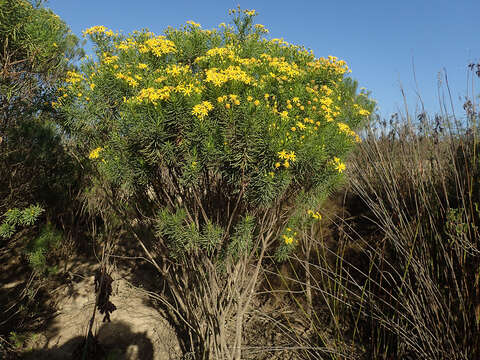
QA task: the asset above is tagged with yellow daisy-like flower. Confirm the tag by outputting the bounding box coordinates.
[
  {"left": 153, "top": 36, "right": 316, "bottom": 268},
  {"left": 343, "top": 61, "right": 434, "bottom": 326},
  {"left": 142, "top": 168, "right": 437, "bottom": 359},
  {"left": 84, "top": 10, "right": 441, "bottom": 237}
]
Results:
[
  {"left": 192, "top": 101, "right": 214, "bottom": 120},
  {"left": 278, "top": 150, "right": 288, "bottom": 159},
  {"left": 282, "top": 234, "right": 294, "bottom": 244},
  {"left": 254, "top": 100, "right": 260, "bottom": 106},
  {"left": 186, "top": 20, "right": 201, "bottom": 28},
  {"left": 332, "top": 157, "right": 346, "bottom": 173},
  {"left": 307, "top": 210, "right": 322, "bottom": 220}
]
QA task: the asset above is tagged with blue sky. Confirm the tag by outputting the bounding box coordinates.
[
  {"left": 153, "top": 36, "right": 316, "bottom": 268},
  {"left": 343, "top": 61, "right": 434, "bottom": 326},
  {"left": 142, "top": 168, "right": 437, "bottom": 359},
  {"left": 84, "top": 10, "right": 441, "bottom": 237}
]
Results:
[{"left": 46, "top": 0, "right": 480, "bottom": 120}]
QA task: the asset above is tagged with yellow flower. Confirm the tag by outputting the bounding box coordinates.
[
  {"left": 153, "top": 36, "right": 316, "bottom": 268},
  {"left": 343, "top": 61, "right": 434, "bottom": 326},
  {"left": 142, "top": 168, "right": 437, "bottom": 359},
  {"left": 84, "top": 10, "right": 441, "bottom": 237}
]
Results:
[
  {"left": 287, "top": 104, "right": 292, "bottom": 110},
  {"left": 247, "top": 96, "right": 253, "bottom": 102},
  {"left": 225, "top": 103, "right": 231, "bottom": 109},
  {"left": 254, "top": 24, "right": 269, "bottom": 33},
  {"left": 137, "top": 63, "right": 148, "bottom": 69},
  {"left": 186, "top": 20, "right": 201, "bottom": 28},
  {"left": 283, "top": 160, "right": 290, "bottom": 168},
  {"left": 275, "top": 162, "right": 281, "bottom": 168},
  {"left": 282, "top": 234, "right": 294, "bottom": 245},
  {"left": 83, "top": 25, "right": 107, "bottom": 36},
  {"left": 296, "top": 122, "right": 306, "bottom": 130},
  {"left": 88, "top": 147, "right": 103, "bottom": 159},
  {"left": 358, "top": 108, "right": 371, "bottom": 116},
  {"left": 278, "top": 150, "right": 288, "bottom": 159},
  {"left": 254, "top": 100, "right": 260, "bottom": 106},
  {"left": 307, "top": 209, "right": 322, "bottom": 220},
  {"left": 192, "top": 101, "right": 214, "bottom": 120},
  {"left": 332, "top": 157, "right": 346, "bottom": 173}
]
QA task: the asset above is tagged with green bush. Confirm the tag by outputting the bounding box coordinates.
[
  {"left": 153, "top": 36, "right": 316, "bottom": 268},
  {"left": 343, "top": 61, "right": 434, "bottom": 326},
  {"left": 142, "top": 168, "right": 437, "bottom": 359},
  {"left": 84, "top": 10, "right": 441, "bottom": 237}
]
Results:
[
  {"left": 58, "top": 7, "right": 374, "bottom": 359},
  {"left": 0, "top": 205, "right": 44, "bottom": 239}
]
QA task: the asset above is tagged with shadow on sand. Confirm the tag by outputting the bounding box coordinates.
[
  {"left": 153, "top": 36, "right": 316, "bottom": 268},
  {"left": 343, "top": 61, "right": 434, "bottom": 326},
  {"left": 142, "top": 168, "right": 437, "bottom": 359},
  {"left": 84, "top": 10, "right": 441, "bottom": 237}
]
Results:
[{"left": 22, "top": 320, "right": 154, "bottom": 360}]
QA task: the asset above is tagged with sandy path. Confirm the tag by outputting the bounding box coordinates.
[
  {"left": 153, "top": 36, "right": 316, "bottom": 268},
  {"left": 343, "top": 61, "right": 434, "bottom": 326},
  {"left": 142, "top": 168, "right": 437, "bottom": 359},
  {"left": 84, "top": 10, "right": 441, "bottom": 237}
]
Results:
[{"left": 22, "top": 260, "right": 181, "bottom": 360}]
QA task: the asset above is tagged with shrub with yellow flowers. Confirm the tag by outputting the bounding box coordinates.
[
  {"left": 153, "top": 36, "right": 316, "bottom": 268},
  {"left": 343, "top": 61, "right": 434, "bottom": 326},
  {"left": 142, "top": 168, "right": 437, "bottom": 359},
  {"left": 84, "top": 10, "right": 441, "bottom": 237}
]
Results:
[{"left": 57, "top": 7, "right": 375, "bottom": 359}]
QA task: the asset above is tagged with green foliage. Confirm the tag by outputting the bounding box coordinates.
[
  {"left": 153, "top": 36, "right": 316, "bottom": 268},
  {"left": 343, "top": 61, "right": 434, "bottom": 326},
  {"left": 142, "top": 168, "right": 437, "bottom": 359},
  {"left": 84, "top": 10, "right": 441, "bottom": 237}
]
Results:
[
  {"left": 227, "top": 215, "right": 254, "bottom": 259},
  {"left": 0, "top": 0, "right": 84, "bottom": 214},
  {"left": 8, "top": 331, "right": 27, "bottom": 350},
  {"left": 58, "top": 9, "right": 375, "bottom": 261},
  {"left": 56, "top": 9, "right": 374, "bottom": 357},
  {"left": 26, "top": 223, "right": 62, "bottom": 274},
  {"left": 0, "top": 206, "right": 63, "bottom": 274},
  {"left": 0, "top": 205, "right": 44, "bottom": 239}
]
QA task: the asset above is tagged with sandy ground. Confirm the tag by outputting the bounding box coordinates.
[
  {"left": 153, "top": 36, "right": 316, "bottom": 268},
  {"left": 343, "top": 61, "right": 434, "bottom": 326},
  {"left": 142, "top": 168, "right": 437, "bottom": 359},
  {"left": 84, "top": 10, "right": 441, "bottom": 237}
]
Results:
[{"left": 20, "top": 259, "right": 182, "bottom": 360}]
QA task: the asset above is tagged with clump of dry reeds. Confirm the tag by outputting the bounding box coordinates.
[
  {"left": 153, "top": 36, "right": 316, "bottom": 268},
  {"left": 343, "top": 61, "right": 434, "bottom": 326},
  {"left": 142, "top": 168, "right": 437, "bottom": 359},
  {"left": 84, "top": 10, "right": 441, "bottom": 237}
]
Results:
[{"left": 257, "top": 65, "right": 480, "bottom": 360}]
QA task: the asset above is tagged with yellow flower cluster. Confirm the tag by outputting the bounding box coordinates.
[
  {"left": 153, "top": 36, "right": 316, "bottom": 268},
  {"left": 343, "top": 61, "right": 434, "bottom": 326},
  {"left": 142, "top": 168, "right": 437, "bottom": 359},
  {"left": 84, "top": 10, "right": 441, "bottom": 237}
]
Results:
[
  {"left": 197, "top": 46, "right": 237, "bottom": 62},
  {"left": 192, "top": 101, "right": 214, "bottom": 120},
  {"left": 196, "top": 46, "right": 260, "bottom": 71},
  {"left": 83, "top": 25, "right": 107, "bottom": 36},
  {"left": 269, "top": 38, "right": 291, "bottom": 47},
  {"left": 307, "top": 55, "right": 351, "bottom": 76},
  {"left": 276, "top": 150, "right": 296, "bottom": 168},
  {"left": 217, "top": 94, "right": 241, "bottom": 107},
  {"left": 254, "top": 24, "right": 269, "bottom": 33},
  {"left": 115, "top": 38, "right": 137, "bottom": 51},
  {"left": 205, "top": 66, "right": 254, "bottom": 86},
  {"left": 331, "top": 157, "right": 346, "bottom": 173},
  {"left": 186, "top": 20, "right": 201, "bottom": 28},
  {"left": 132, "top": 87, "right": 172, "bottom": 105},
  {"left": 338, "top": 122, "right": 361, "bottom": 143},
  {"left": 260, "top": 54, "right": 303, "bottom": 78},
  {"left": 137, "top": 36, "right": 177, "bottom": 57},
  {"left": 175, "top": 83, "right": 201, "bottom": 97},
  {"left": 65, "top": 70, "right": 84, "bottom": 84},
  {"left": 282, "top": 228, "right": 297, "bottom": 245},
  {"left": 102, "top": 53, "right": 118, "bottom": 65},
  {"left": 307, "top": 210, "right": 322, "bottom": 220},
  {"left": 166, "top": 64, "right": 191, "bottom": 77},
  {"left": 115, "top": 73, "right": 138, "bottom": 87},
  {"left": 88, "top": 147, "right": 103, "bottom": 159}
]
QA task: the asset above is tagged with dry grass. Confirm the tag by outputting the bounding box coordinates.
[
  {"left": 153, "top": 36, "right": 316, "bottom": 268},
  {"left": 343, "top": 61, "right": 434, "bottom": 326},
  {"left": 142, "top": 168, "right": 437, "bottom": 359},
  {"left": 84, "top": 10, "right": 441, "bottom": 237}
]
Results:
[{"left": 257, "top": 66, "right": 480, "bottom": 359}]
